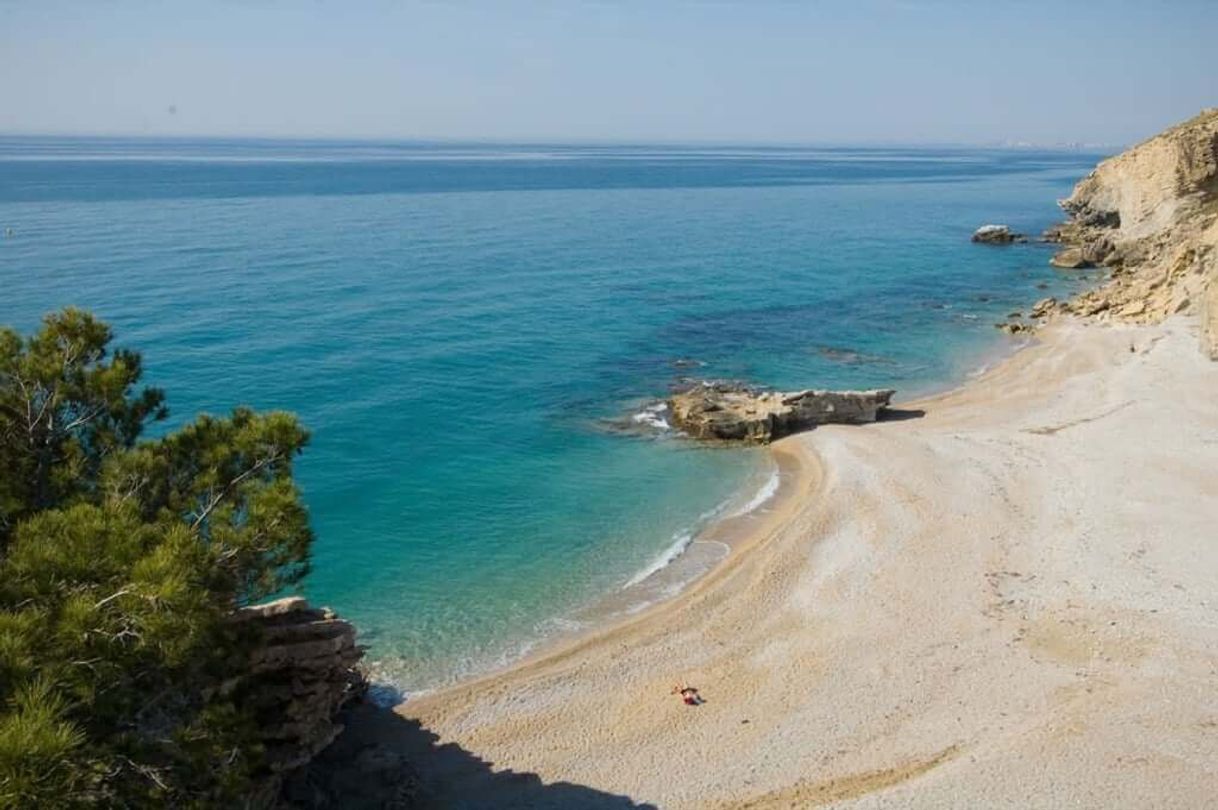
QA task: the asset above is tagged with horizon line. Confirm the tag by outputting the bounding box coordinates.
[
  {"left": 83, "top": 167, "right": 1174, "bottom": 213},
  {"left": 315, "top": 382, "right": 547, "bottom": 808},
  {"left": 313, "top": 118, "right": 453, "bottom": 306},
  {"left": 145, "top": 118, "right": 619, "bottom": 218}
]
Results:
[{"left": 0, "top": 129, "right": 1123, "bottom": 152}]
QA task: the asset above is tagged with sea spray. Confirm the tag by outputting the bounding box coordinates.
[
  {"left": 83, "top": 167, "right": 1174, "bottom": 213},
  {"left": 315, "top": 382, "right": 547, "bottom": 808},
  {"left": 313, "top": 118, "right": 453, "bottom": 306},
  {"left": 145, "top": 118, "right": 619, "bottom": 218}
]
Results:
[{"left": 631, "top": 401, "right": 672, "bottom": 431}]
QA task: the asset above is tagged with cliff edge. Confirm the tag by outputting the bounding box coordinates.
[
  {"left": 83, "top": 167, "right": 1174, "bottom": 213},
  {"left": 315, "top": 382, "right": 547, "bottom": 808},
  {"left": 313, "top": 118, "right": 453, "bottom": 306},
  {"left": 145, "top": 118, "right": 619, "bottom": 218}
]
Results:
[
  {"left": 1047, "top": 108, "right": 1218, "bottom": 357},
  {"left": 229, "top": 597, "right": 367, "bottom": 804}
]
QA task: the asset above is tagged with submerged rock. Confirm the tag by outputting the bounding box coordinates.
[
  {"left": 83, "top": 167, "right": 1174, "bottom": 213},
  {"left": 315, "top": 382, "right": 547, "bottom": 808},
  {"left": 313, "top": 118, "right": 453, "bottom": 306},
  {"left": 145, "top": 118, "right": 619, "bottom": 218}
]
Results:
[
  {"left": 972, "top": 224, "right": 1027, "bottom": 244},
  {"left": 814, "top": 345, "right": 895, "bottom": 366},
  {"left": 668, "top": 382, "right": 894, "bottom": 443}
]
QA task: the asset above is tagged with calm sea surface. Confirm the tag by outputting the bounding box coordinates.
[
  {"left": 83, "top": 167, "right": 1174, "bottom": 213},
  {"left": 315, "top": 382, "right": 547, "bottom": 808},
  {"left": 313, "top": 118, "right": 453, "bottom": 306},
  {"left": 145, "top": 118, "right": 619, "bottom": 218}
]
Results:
[{"left": 0, "top": 137, "right": 1105, "bottom": 692}]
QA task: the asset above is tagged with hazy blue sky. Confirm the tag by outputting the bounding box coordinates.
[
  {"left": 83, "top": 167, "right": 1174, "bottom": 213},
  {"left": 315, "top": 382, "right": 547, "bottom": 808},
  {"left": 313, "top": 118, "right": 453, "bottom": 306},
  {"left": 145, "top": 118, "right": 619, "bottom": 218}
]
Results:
[{"left": 2, "top": 1, "right": 1215, "bottom": 145}]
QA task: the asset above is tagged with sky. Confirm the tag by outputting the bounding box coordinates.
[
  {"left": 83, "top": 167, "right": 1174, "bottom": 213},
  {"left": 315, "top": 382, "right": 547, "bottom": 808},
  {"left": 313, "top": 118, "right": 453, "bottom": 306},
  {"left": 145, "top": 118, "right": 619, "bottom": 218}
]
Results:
[{"left": 1, "top": 1, "right": 1216, "bottom": 146}]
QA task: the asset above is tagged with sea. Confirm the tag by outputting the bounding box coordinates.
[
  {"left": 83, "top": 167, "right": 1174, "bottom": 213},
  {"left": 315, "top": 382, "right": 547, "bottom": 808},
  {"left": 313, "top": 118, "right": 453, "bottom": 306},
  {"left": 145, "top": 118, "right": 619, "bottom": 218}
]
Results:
[{"left": 0, "top": 136, "right": 1107, "bottom": 695}]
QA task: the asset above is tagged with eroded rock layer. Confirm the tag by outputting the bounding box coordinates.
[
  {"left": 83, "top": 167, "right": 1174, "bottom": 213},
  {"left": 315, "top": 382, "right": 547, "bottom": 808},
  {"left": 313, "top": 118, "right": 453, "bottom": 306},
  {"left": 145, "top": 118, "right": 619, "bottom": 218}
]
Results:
[
  {"left": 668, "top": 383, "right": 895, "bottom": 443},
  {"left": 232, "top": 597, "right": 366, "bottom": 782},
  {"left": 1044, "top": 108, "right": 1218, "bottom": 356}
]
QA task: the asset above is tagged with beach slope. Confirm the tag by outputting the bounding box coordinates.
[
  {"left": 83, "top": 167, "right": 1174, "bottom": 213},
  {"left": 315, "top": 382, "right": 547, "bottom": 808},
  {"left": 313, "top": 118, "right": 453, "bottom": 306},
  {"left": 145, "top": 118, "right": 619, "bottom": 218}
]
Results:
[{"left": 391, "top": 314, "right": 1218, "bottom": 808}]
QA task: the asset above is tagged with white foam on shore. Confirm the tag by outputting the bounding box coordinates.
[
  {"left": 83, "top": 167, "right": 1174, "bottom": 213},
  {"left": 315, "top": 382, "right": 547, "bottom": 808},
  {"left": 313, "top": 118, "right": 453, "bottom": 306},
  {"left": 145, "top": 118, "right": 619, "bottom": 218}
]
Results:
[
  {"left": 367, "top": 614, "right": 590, "bottom": 705},
  {"left": 621, "top": 460, "right": 779, "bottom": 591},
  {"left": 623, "top": 530, "right": 694, "bottom": 588},
  {"left": 728, "top": 465, "right": 781, "bottom": 518},
  {"left": 622, "top": 539, "right": 731, "bottom": 613},
  {"left": 373, "top": 460, "right": 784, "bottom": 702}
]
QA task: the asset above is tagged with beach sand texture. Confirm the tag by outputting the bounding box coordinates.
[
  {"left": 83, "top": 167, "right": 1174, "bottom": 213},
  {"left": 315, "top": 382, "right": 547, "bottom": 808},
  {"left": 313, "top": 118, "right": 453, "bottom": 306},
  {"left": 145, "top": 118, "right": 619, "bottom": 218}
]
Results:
[{"left": 391, "top": 315, "right": 1218, "bottom": 808}]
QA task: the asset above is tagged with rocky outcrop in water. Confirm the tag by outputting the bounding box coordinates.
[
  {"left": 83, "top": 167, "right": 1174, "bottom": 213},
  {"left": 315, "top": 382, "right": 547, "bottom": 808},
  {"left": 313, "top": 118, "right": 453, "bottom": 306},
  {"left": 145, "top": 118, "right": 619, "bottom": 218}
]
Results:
[
  {"left": 972, "top": 224, "right": 1026, "bottom": 244},
  {"left": 230, "top": 597, "right": 366, "bottom": 791},
  {"left": 668, "top": 382, "right": 894, "bottom": 443},
  {"left": 1040, "top": 109, "right": 1218, "bottom": 356}
]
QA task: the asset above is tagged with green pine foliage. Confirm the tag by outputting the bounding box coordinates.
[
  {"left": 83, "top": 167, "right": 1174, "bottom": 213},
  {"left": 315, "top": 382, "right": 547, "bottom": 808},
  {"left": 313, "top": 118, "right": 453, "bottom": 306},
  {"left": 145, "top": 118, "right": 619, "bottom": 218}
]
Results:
[{"left": 0, "top": 309, "right": 314, "bottom": 807}]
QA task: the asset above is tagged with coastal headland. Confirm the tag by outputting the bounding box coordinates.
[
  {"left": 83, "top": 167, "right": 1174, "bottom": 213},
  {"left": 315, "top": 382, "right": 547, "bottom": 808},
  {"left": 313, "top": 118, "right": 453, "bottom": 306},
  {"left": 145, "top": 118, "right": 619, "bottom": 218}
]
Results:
[{"left": 332, "top": 111, "right": 1218, "bottom": 808}]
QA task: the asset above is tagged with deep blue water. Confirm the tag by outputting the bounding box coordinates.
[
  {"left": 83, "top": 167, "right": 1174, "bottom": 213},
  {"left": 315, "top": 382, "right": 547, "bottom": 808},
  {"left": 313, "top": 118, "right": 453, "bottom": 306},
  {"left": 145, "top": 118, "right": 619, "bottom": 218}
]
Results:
[{"left": 0, "top": 137, "right": 1105, "bottom": 691}]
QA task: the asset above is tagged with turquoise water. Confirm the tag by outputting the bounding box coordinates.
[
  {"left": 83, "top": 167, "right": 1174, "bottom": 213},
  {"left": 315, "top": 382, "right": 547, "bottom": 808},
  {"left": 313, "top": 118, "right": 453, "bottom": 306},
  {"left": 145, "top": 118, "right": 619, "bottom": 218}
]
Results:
[{"left": 0, "top": 138, "right": 1105, "bottom": 692}]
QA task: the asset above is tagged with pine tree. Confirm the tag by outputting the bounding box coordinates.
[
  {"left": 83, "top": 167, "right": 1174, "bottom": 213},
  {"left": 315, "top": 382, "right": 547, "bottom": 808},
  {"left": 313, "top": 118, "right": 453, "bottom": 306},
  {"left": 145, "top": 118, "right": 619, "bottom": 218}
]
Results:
[{"left": 0, "top": 309, "right": 313, "bottom": 807}]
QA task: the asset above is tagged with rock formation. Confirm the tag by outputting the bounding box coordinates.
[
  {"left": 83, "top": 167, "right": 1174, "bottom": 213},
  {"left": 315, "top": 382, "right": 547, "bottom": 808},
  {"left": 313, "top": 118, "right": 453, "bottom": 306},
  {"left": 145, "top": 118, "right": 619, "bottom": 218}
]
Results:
[
  {"left": 668, "top": 382, "right": 895, "bottom": 443},
  {"left": 228, "top": 597, "right": 366, "bottom": 792},
  {"left": 1048, "top": 246, "right": 1091, "bottom": 269},
  {"left": 1029, "top": 297, "right": 1057, "bottom": 319},
  {"left": 1039, "top": 108, "right": 1218, "bottom": 357},
  {"left": 972, "top": 224, "right": 1026, "bottom": 244}
]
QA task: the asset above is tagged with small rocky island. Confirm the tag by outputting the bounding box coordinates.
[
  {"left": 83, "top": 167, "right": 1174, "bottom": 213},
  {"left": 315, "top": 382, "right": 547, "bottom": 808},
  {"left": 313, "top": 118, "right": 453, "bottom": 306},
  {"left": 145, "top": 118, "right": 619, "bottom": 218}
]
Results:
[
  {"left": 971, "top": 224, "right": 1027, "bottom": 244},
  {"left": 668, "top": 382, "right": 895, "bottom": 443}
]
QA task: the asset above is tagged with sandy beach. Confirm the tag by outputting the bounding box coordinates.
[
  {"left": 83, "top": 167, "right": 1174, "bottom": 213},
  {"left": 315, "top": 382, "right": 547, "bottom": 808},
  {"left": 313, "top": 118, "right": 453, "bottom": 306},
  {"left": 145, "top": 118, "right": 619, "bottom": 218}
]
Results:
[{"left": 382, "top": 314, "right": 1218, "bottom": 808}]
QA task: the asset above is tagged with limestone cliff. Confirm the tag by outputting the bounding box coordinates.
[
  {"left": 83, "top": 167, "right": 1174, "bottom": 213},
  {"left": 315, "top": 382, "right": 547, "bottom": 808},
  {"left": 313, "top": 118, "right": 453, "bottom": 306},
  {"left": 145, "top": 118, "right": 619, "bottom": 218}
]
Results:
[
  {"left": 228, "top": 597, "right": 366, "bottom": 801},
  {"left": 1046, "top": 108, "right": 1218, "bottom": 357}
]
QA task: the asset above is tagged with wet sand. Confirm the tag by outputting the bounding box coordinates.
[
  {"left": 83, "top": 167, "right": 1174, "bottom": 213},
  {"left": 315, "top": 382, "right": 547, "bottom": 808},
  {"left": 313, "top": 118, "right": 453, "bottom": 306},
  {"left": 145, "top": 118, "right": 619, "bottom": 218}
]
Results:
[{"left": 394, "top": 316, "right": 1218, "bottom": 808}]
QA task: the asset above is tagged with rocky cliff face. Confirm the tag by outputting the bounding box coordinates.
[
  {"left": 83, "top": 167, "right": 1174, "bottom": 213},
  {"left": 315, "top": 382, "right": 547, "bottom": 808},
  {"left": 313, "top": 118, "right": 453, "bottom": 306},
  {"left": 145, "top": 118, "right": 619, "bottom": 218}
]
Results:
[
  {"left": 668, "top": 383, "right": 895, "bottom": 443},
  {"left": 1047, "top": 109, "right": 1218, "bottom": 356},
  {"left": 228, "top": 597, "right": 366, "bottom": 798}
]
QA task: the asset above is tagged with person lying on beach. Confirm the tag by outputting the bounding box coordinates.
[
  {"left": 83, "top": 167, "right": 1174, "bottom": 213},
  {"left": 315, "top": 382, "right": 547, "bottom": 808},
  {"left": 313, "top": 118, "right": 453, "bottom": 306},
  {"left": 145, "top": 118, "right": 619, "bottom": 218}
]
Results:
[{"left": 672, "top": 683, "right": 704, "bottom": 706}]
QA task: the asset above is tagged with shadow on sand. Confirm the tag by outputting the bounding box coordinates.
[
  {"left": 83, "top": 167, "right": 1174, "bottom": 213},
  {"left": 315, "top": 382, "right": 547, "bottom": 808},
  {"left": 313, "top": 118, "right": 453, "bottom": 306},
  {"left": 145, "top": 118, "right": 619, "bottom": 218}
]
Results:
[
  {"left": 876, "top": 407, "right": 927, "bottom": 423},
  {"left": 283, "top": 702, "right": 657, "bottom": 809}
]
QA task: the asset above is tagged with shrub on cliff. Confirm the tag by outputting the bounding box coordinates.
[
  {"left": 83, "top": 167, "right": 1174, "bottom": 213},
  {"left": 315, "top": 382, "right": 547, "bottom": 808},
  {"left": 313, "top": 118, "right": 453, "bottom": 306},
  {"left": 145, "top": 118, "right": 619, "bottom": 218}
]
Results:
[{"left": 0, "top": 309, "right": 313, "bottom": 807}]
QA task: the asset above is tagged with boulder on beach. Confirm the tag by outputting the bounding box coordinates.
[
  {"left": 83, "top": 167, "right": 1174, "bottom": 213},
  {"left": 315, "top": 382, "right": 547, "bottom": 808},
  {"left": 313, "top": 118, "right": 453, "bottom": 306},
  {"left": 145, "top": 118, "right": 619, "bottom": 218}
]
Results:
[
  {"left": 667, "top": 382, "right": 895, "bottom": 443},
  {"left": 1030, "top": 297, "right": 1058, "bottom": 319},
  {"left": 1049, "top": 247, "right": 1091, "bottom": 269},
  {"left": 971, "top": 224, "right": 1026, "bottom": 244}
]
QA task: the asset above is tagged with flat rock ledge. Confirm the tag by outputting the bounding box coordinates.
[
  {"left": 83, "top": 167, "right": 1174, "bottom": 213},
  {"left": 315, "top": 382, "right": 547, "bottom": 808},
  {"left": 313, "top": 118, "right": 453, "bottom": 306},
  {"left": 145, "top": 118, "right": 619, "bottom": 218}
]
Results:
[{"left": 668, "top": 382, "right": 895, "bottom": 443}]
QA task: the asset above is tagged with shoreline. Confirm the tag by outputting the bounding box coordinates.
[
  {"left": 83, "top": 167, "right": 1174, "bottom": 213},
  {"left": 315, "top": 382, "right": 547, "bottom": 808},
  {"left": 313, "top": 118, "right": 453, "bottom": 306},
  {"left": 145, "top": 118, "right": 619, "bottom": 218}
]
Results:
[
  {"left": 384, "top": 320, "right": 1039, "bottom": 706},
  {"left": 374, "top": 326, "right": 1045, "bottom": 702},
  {"left": 385, "top": 437, "right": 823, "bottom": 704},
  {"left": 376, "top": 326, "right": 1039, "bottom": 705},
  {"left": 378, "top": 313, "right": 1218, "bottom": 807}
]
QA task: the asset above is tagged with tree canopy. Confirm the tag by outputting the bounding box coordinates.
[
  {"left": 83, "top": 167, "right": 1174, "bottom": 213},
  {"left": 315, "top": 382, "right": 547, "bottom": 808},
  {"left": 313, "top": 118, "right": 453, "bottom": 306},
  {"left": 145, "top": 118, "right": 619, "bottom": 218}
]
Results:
[{"left": 0, "top": 309, "right": 314, "bottom": 807}]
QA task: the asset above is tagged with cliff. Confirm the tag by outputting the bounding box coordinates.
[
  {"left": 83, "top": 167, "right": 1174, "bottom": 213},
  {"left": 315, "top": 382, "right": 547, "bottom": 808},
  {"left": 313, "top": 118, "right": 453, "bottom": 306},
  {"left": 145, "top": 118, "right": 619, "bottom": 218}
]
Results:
[
  {"left": 228, "top": 597, "right": 367, "bottom": 802},
  {"left": 1046, "top": 108, "right": 1218, "bottom": 357}
]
